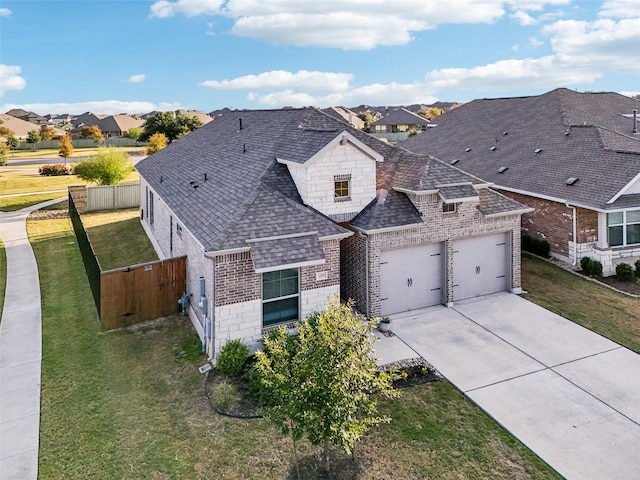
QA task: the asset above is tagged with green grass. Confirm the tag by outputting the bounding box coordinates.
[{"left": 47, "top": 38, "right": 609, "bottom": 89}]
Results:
[
  {"left": 31, "top": 215, "right": 559, "bottom": 479},
  {"left": 0, "top": 170, "right": 140, "bottom": 196},
  {"left": 7, "top": 146, "right": 146, "bottom": 160},
  {"left": 80, "top": 208, "right": 157, "bottom": 270},
  {"left": 0, "top": 193, "right": 67, "bottom": 212},
  {"left": 522, "top": 253, "right": 640, "bottom": 354}
]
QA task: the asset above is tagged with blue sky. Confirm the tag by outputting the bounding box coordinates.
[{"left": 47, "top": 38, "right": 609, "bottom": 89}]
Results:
[{"left": 0, "top": 0, "right": 639, "bottom": 115}]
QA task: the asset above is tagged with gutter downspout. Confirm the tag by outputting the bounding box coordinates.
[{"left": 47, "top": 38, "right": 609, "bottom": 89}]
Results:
[{"left": 566, "top": 203, "right": 577, "bottom": 266}]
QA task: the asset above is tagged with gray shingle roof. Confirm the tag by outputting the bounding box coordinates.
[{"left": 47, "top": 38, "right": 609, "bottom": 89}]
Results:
[
  {"left": 249, "top": 234, "right": 325, "bottom": 273},
  {"left": 371, "top": 108, "right": 429, "bottom": 126},
  {"left": 136, "top": 107, "right": 528, "bottom": 252},
  {"left": 400, "top": 88, "right": 640, "bottom": 211}
]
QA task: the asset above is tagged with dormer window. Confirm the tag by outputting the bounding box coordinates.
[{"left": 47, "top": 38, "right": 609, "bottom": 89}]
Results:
[
  {"left": 334, "top": 174, "right": 351, "bottom": 202},
  {"left": 442, "top": 202, "right": 457, "bottom": 213}
]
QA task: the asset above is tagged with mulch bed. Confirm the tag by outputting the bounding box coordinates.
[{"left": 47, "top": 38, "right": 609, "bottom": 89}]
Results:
[{"left": 206, "top": 356, "right": 442, "bottom": 419}]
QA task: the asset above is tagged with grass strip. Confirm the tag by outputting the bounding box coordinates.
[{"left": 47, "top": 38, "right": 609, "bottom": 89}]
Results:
[
  {"left": 81, "top": 208, "right": 158, "bottom": 270},
  {"left": 0, "top": 193, "right": 67, "bottom": 212},
  {"left": 522, "top": 253, "right": 640, "bottom": 354}
]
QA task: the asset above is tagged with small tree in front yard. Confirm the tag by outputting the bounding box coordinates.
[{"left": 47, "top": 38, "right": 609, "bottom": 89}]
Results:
[
  {"left": 0, "top": 142, "right": 9, "bottom": 165},
  {"left": 72, "top": 147, "right": 134, "bottom": 185},
  {"left": 26, "top": 130, "right": 41, "bottom": 151},
  {"left": 58, "top": 135, "right": 74, "bottom": 164},
  {"left": 255, "top": 297, "right": 399, "bottom": 476},
  {"left": 146, "top": 132, "right": 168, "bottom": 154},
  {"left": 81, "top": 125, "right": 104, "bottom": 145}
]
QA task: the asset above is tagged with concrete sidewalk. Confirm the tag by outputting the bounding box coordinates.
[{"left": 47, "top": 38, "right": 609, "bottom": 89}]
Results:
[
  {"left": 0, "top": 198, "right": 65, "bottom": 480},
  {"left": 391, "top": 292, "right": 640, "bottom": 480}
]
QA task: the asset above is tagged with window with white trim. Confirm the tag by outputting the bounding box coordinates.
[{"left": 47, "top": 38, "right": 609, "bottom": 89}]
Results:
[
  {"left": 442, "top": 202, "right": 457, "bottom": 213},
  {"left": 334, "top": 174, "right": 351, "bottom": 202},
  {"left": 608, "top": 210, "right": 640, "bottom": 247},
  {"left": 262, "top": 268, "right": 299, "bottom": 326}
]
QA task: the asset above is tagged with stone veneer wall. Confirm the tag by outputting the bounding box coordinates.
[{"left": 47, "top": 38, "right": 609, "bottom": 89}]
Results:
[
  {"left": 358, "top": 191, "right": 522, "bottom": 317},
  {"left": 211, "top": 239, "right": 341, "bottom": 358}
]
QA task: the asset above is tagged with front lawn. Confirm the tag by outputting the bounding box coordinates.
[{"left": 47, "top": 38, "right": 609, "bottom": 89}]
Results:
[
  {"left": 31, "top": 213, "right": 559, "bottom": 479},
  {"left": 522, "top": 253, "right": 640, "bottom": 354}
]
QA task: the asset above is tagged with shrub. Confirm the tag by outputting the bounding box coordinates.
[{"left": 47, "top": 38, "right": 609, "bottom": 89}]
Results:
[
  {"left": 580, "top": 256, "right": 603, "bottom": 277},
  {"left": 216, "top": 339, "right": 249, "bottom": 375},
  {"left": 635, "top": 259, "right": 640, "bottom": 276},
  {"left": 39, "top": 164, "right": 70, "bottom": 176},
  {"left": 616, "top": 263, "right": 634, "bottom": 282},
  {"left": 212, "top": 381, "right": 240, "bottom": 411},
  {"left": 522, "top": 235, "right": 550, "bottom": 257}
]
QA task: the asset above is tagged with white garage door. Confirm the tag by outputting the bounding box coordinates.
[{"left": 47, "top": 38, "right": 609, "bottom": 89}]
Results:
[
  {"left": 380, "top": 243, "right": 443, "bottom": 316},
  {"left": 452, "top": 232, "right": 509, "bottom": 302}
]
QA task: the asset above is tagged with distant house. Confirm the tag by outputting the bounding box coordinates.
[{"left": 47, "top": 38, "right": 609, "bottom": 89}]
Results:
[
  {"left": 401, "top": 88, "right": 640, "bottom": 275},
  {"left": 5, "top": 109, "right": 48, "bottom": 125},
  {"left": 369, "top": 108, "right": 430, "bottom": 143},
  {"left": 321, "top": 106, "right": 365, "bottom": 130},
  {"left": 136, "top": 107, "right": 530, "bottom": 360},
  {"left": 96, "top": 114, "right": 145, "bottom": 137},
  {"left": 0, "top": 114, "right": 64, "bottom": 140}
]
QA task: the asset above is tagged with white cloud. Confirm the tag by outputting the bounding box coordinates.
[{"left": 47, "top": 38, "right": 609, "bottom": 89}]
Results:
[
  {"left": 0, "top": 8, "right": 12, "bottom": 17},
  {"left": 529, "top": 36, "right": 544, "bottom": 47},
  {"left": 0, "top": 64, "right": 26, "bottom": 97},
  {"left": 199, "top": 70, "right": 353, "bottom": 93},
  {"left": 599, "top": 0, "right": 640, "bottom": 19},
  {"left": 150, "top": 0, "right": 224, "bottom": 18},
  {"left": 128, "top": 74, "right": 146, "bottom": 83},
  {"left": 544, "top": 18, "right": 640, "bottom": 72},
  {"left": 511, "top": 10, "right": 537, "bottom": 25},
  {"left": 0, "top": 100, "right": 184, "bottom": 116},
  {"left": 149, "top": 0, "right": 572, "bottom": 49},
  {"left": 425, "top": 56, "right": 601, "bottom": 91}
]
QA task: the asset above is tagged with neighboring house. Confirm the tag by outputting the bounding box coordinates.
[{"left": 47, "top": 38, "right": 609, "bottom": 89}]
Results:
[
  {"left": 321, "top": 106, "right": 366, "bottom": 130},
  {"left": 136, "top": 108, "right": 530, "bottom": 360},
  {"left": 401, "top": 88, "right": 640, "bottom": 275},
  {"left": 0, "top": 114, "right": 63, "bottom": 140},
  {"left": 5, "top": 108, "right": 48, "bottom": 125},
  {"left": 96, "top": 114, "right": 145, "bottom": 137},
  {"left": 71, "top": 112, "right": 104, "bottom": 129},
  {"left": 369, "top": 108, "right": 430, "bottom": 143},
  {"left": 174, "top": 109, "right": 213, "bottom": 125}
]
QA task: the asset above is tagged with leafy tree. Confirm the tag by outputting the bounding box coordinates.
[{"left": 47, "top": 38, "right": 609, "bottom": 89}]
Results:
[
  {"left": 40, "top": 125, "right": 55, "bottom": 141},
  {"left": 139, "top": 112, "right": 203, "bottom": 143},
  {"left": 356, "top": 111, "right": 376, "bottom": 129},
  {"left": 0, "top": 142, "right": 9, "bottom": 165},
  {"left": 0, "top": 126, "right": 14, "bottom": 137},
  {"left": 81, "top": 125, "right": 104, "bottom": 145},
  {"left": 417, "top": 107, "right": 444, "bottom": 120},
  {"left": 26, "top": 130, "right": 41, "bottom": 150},
  {"left": 58, "top": 135, "right": 74, "bottom": 164},
  {"left": 72, "top": 147, "right": 134, "bottom": 185},
  {"left": 255, "top": 297, "right": 398, "bottom": 475},
  {"left": 6, "top": 135, "right": 19, "bottom": 153},
  {"left": 146, "top": 132, "right": 168, "bottom": 154},
  {"left": 123, "top": 127, "right": 143, "bottom": 141}
]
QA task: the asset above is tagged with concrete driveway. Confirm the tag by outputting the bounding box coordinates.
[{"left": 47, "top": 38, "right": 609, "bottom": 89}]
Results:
[{"left": 390, "top": 292, "right": 640, "bottom": 480}]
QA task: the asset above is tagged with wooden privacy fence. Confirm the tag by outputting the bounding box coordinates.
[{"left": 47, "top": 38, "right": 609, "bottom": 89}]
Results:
[
  {"left": 69, "top": 187, "right": 186, "bottom": 331},
  {"left": 87, "top": 183, "right": 140, "bottom": 211},
  {"left": 100, "top": 257, "right": 187, "bottom": 330}
]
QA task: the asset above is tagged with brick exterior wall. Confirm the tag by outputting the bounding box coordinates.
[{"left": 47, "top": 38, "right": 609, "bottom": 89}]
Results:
[
  {"left": 68, "top": 185, "right": 88, "bottom": 213},
  {"left": 340, "top": 232, "right": 368, "bottom": 314},
  {"left": 346, "top": 191, "right": 522, "bottom": 317},
  {"left": 502, "top": 192, "right": 598, "bottom": 258}
]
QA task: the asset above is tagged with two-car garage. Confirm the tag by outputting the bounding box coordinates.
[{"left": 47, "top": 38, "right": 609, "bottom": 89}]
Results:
[{"left": 379, "top": 232, "right": 511, "bottom": 316}]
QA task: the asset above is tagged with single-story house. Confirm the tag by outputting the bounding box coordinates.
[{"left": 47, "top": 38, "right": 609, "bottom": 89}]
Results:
[
  {"left": 401, "top": 88, "right": 640, "bottom": 275},
  {"left": 135, "top": 108, "right": 531, "bottom": 360},
  {"left": 96, "top": 114, "right": 145, "bottom": 137},
  {"left": 369, "top": 107, "right": 430, "bottom": 143}
]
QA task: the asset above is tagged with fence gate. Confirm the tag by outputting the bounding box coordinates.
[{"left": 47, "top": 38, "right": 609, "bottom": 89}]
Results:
[{"left": 100, "top": 256, "right": 186, "bottom": 330}]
